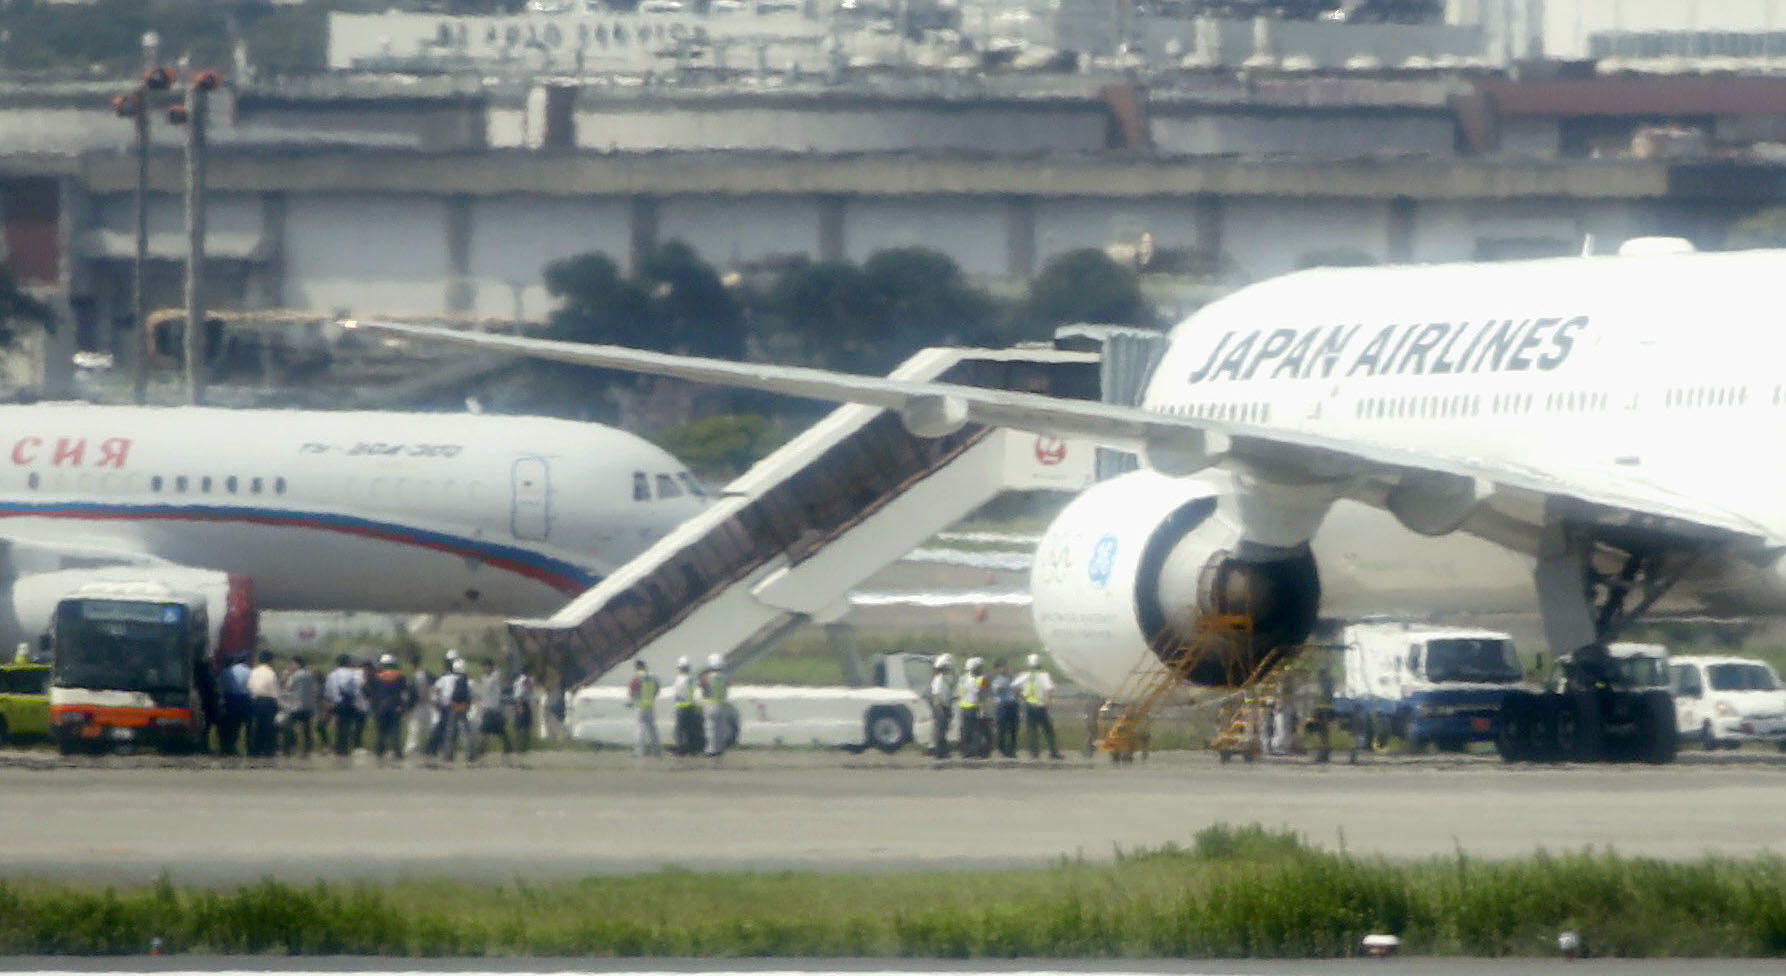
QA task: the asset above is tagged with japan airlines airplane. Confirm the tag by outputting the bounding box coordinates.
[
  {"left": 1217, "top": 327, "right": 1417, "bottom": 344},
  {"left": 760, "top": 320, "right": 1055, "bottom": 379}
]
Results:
[
  {"left": 342, "top": 243, "right": 1786, "bottom": 696},
  {"left": 0, "top": 404, "right": 706, "bottom": 654}
]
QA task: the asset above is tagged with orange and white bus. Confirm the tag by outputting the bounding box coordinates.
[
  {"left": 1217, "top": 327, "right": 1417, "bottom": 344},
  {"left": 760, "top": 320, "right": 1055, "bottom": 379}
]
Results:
[{"left": 50, "top": 582, "right": 210, "bottom": 754}]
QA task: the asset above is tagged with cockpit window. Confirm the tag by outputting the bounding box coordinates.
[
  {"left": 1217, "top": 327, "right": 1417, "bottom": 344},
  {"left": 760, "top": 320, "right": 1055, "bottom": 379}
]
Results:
[
  {"left": 632, "top": 472, "right": 650, "bottom": 501},
  {"left": 655, "top": 474, "right": 682, "bottom": 498},
  {"left": 677, "top": 472, "right": 707, "bottom": 497}
]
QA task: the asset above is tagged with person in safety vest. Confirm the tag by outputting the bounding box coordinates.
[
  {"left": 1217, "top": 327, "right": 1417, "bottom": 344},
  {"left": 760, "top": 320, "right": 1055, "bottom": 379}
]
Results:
[
  {"left": 958, "top": 656, "right": 991, "bottom": 759},
  {"left": 670, "top": 656, "right": 705, "bottom": 756},
  {"left": 627, "top": 659, "right": 663, "bottom": 758},
  {"left": 699, "top": 653, "right": 732, "bottom": 758},
  {"left": 927, "top": 654, "right": 956, "bottom": 759},
  {"left": 1017, "top": 653, "right": 1064, "bottom": 760}
]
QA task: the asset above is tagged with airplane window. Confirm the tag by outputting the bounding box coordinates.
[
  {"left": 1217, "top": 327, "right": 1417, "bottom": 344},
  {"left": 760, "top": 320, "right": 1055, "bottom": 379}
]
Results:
[
  {"left": 275, "top": 477, "right": 287, "bottom": 495},
  {"left": 26, "top": 472, "right": 38, "bottom": 490},
  {"left": 250, "top": 477, "right": 263, "bottom": 494},
  {"left": 150, "top": 475, "right": 162, "bottom": 492},
  {"left": 225, "top": 476, "right": 237, "bottom": 494},
  {"left": 677, "top": 472, "right": 706, "bottom": 497},
  {"left": 656, "top": 474, "right": 682, "bottom": 498},
  {"left": 175, "top": 476, "right": 188, "bottom": 493},
  {"left": 633, "top": 472, "right": 649, "bottom": 501},
  {"left": 201, "top": 476, "right": 212, "bottom": 493}
]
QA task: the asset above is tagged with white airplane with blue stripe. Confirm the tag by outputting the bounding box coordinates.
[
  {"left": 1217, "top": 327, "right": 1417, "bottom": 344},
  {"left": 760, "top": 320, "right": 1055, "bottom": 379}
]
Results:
[{"left": 0, "top": 405, "right": 706, "bottom": 654}]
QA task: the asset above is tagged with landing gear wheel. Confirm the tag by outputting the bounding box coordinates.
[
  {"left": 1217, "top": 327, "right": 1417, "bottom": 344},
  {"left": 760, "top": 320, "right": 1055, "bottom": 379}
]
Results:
[
  {"left": 1636, "top": 691, "right": 1677, "bottom": 765},
  {"left": 1555, "top": 690, "right": 1604, "bottom": 763}
]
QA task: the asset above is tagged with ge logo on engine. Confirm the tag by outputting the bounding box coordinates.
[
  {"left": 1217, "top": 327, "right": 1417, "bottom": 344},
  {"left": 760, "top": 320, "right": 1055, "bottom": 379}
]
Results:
[{"left": 1087, "top": 534, "right": 1118, "bottom": 587}]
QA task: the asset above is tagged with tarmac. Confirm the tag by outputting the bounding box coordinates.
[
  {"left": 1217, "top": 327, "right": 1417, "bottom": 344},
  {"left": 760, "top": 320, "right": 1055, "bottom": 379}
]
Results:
[{"left": 2, "top": 747, "right": 1785, "bottom": 885}]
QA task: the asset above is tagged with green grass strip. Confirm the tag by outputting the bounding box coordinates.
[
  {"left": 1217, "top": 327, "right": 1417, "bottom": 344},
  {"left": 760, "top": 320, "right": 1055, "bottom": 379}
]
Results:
[{"left": 4, "top": 824, "right": 1785, "bottom": 957}]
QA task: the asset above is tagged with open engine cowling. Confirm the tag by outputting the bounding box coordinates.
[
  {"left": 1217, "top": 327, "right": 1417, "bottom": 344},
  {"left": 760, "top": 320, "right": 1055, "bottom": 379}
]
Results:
[
  {"left": 1030, "top": 469, "right": 1320, "bottom": 696},
  {"left": 8, "top": 567, "right": 257, "bottom": 667}
]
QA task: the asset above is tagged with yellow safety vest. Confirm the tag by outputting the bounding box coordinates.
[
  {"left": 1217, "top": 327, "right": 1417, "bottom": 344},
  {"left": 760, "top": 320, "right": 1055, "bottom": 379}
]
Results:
[
  {"left": 705, "top": 673, "right": 728, "bottom": 704},
  {"left": 637, "top": 675, "right": 659, "bottom": 703},
  {"left": 958, "top": 676, "right": 982, "bottom": 710},
  {"left": 676, "top": 675, "right": 697, "bottom": 707},
  {"left": 1022, "top": 670, "right": 1045, "bottom": 706}
]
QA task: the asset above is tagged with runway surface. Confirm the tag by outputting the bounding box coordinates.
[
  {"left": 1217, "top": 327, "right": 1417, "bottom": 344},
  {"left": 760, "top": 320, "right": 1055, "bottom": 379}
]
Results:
[{"left": 3, "top": 749, "right": 1786, "bottom": 884}]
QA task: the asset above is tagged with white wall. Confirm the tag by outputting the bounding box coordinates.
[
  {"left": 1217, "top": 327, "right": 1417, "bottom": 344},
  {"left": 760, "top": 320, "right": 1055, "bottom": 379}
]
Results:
[
  {"left": 658, "top": 195, "right": 822, "bottom": 268},
  {"left": 571, "top": 105, "right": 1107, "bottom": 153},
  {"left": 465, "top": 195, "right": 634, "bottom": 320},
  {"left": 283, "top": 194, "right": 451, "bottom": 314},
  {"left": 1221, "top": 198, "right": 1389, "bottom": 280},
  {"left": 841, "top": 197, "right": 1010, "bottom": 276}
]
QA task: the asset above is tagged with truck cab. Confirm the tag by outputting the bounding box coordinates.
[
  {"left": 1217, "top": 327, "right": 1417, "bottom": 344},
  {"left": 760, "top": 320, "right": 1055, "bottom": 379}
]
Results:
[
  {"left": 1669, "top": 655, "right": 1786, "bottom": 751},
  {"left": 0, "top": 660, "right": 51, "bottom": 744},
  {"left": 1340, "top": 622, "right": 1526, "bottom": 751}
]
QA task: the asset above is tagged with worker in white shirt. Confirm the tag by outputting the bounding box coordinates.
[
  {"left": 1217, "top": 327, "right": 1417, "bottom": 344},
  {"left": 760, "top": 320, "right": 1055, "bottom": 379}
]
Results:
[
  {"left": 246, "top": 650, "right": 281, "bottom": 759},
  {"left": 1017, "top": 653, "right": 1064, "bottom": 760},
  {"left": 927, "top": 654, "right": 955, "bottom": 759},
  {"left": 671, "top": 657, "right": 703, "bottom": 756}
]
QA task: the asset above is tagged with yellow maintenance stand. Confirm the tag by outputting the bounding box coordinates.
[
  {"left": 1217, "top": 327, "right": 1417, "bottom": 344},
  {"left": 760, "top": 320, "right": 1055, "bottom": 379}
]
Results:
[{"left": 1095, "top": 614, "right": 1254, "bottom": 762}]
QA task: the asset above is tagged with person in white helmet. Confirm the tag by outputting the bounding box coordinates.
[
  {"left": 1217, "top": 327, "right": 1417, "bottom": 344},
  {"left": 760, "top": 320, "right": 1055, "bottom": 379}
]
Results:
[
  {"left": 670, "top": 656, "right": 704, "bottom": 755},
  {"left": 699, "top": 653, "right": 732, "bottom": 758},
  {"left": 627, "top": 659, "right": 663, "bottom": 759},
  {"left": 927, "top": 654, "right": 956, "bottom": 759},
  {"left": 1017, "top": 653, "right": 1063, "bottom": 760},
  {"left": 957, "top": 657, "right": 990, "bottom": 758},
  {"left": 431, "top": 658, "right": 474, "bottom": 764}
]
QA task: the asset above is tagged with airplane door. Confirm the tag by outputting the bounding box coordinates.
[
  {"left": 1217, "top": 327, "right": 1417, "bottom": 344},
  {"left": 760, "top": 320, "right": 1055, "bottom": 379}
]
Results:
[{"left": 511, "top": 457, "right": 552, "bottom": 542}]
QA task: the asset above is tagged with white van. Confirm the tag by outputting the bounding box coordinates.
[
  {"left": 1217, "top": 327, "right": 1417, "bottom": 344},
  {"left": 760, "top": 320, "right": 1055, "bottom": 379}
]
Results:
[{"left": 1668, "top": 656, "right": 1786, "bottom": 750}]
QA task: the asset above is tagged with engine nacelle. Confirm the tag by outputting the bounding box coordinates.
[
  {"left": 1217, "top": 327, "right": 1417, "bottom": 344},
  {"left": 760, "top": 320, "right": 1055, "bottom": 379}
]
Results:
[
  {"left": 8, "top": 567, "right": 257, "bottom": 666},
  {"left": 1031, "top": 469, "right": 1320, "bottom": 696}
]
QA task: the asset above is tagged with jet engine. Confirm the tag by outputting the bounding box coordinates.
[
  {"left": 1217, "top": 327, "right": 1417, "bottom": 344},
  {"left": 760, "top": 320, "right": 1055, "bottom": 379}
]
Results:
[
  {"left": 6, "top": 567, "right": 257, "bottom": 665},
  {"left": 1030, "top": 469, "right": 1320, "bottom": 695}
]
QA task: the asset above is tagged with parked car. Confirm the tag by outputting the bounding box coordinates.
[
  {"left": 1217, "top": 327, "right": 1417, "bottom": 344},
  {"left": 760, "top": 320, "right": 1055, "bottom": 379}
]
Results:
[{"left": 1669, "top": 656, "right": 1786, "bottom": 750}]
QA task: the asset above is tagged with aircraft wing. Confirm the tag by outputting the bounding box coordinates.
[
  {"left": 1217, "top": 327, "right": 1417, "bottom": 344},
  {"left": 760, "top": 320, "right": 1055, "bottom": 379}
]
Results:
[{"left": 344, "top": 319, "right": 1775, "bottom": 549}]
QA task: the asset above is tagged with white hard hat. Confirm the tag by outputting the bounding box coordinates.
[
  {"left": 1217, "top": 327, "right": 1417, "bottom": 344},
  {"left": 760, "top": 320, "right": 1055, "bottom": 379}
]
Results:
[
  {"left": 707, "top": 653, "right": 723, "bottom": 669},
  {"left": 445, "top": 648, "right": 460, "bottom": 660},
  {"left": 451, "top": 658, "right": 465, "bottom": 674},
  {"left": 967, "top": 656, "right": 983, "bottom": 671},
  {"left": 1027, "top": 654, "right": 1040, "bottom": 668},
  {"left": 379, "top": 653, "right": 396, "bottom": 667},
  {"left": 677, "top": 656, "right": 690, "bottom": 670},
  {"left": 934, "top": 653, "right": 953, "bottom": 669}
]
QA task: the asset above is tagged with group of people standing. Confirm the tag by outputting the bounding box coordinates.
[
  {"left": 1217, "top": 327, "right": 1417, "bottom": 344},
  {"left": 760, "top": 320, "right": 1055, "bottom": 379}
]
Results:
[
  {"left": 926, "top": 653, "right": 1064, "bottom": 761},
  {"left": 205, "top": 648, "right": 539, "bottom": 764},
  {"left": 628, "top": 654, "right": 735, "bottom": 758}
]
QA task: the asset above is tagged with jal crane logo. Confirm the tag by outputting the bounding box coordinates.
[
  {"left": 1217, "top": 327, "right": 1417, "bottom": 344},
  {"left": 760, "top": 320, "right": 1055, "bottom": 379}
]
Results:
[
  {"left": 1087, "top": 535, "right": 1118, "bottom": 588},
  {"left": 1034, "top": 436, "right": 1067, "bottom": 466}
]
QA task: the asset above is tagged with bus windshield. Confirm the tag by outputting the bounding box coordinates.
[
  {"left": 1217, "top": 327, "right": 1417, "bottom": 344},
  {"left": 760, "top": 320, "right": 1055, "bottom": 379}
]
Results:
[
  {"left": 1424, "top": 638, "right": 1523, "bottom": 683},
  {"left": 53, "top": 600, "right": 193, "bottom": 693}
]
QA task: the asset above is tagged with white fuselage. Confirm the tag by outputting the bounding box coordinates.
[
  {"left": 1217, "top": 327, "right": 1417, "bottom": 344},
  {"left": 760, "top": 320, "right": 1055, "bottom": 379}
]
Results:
[
  {"left": 0, "top": 405, "right": 707, "bottom": 617},
  {"left": 1144, "top": 250, "right": 1786, "bottom": 584}
]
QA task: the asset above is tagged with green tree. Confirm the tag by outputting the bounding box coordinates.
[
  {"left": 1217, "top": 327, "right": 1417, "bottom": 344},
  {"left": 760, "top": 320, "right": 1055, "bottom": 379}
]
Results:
[
  {"left": 1013, "top": 248, "right": 1146, "bottom": 334},
  {"left": 862, "top": 246, "right": 993, "bottom": 344},
  {"left": 0, "top": 264, "right": 55, "bottom": 347},
  {"left": 543, "top": 252, "right": 653, "bottom": 348},
  {"left": 637, "top": 240, "right": 744, "bottom": 359},
  {"left": 651, "top": 413, "right": 788, "bottom": 479},
  {"left": 767, "top": 260, "right": 876, "bottom": 363},
  {"left": 1725, "top": 208, "right": 1786, "bottom": 250}
]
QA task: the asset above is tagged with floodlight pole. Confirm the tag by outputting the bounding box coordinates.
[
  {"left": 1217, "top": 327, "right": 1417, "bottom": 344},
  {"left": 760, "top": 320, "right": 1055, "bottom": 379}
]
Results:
[
  {"left": 130, "top": 105, "right": 150, "bottom": 405},
  {"left": 181, "top": 80, "right": 212, "bottom": 406}
]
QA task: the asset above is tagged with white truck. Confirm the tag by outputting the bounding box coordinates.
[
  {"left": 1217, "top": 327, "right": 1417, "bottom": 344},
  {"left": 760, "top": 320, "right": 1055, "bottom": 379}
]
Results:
[
  {"left": 1337, "top": 622, "right": 1528, "bottom": 752},
  {"left": 1668, "top": 655, "right": 1786, "bottom": 751},
  {"left": 568, "top": 652, "right": 935, "bottom": 753}
]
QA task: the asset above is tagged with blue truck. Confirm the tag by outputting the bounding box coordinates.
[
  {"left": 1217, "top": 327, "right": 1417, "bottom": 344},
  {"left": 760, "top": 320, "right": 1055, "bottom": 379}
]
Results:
[{"left": 1338, "top": 621, "right": 1530, "bottom": 752}]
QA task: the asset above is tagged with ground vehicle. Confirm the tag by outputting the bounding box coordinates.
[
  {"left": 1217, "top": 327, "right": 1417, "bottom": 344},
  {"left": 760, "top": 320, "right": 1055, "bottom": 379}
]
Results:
[
  {"left": 1668, "top": 655, "right": 1786, "bottom": 751},
  {"left": 0, "top": 661, "right": 51, "bottom": 744},
  {"left": 1337, "top": 622, "right": 1527, "bottom": 751},
  {"left": 49, "top": 583, "right": 211, "bottom": 754},
  {"left": 1498, "top": 642, "right": 1676, "bottom": 763},
  {"left": 568, "top": 653, "right": 933, "bottom": 752}
]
